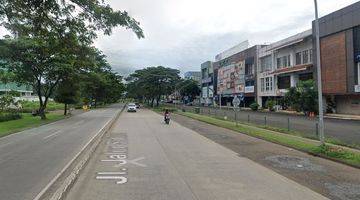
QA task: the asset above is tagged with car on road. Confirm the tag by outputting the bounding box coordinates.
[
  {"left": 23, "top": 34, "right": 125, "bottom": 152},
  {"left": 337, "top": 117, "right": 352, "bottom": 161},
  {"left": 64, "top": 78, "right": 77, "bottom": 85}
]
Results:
[
  {"left": 127, "top": 103, "right": 137, "bottom": 112},
  {"left": 135, "top": 103, "right": 140, "bottom": 109}
]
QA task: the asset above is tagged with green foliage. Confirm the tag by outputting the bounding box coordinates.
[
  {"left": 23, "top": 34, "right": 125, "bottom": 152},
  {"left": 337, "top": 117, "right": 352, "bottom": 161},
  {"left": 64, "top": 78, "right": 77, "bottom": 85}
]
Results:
[
  {"left": 0, "top": 94, "right": 18, "bottom": 112},
  {"left": 177, "top": 79, "right": 201, "bottom": 100},
  {"left": 250, "top": 102, "right": 259, "bottom": 111},
  {"left": 265, "top": 99, "right": 276, "bottom": 111},
  {"left": 126, "top": 66, "right": 181, "bottom": 107},
  {"left": 284, "top": 80, "right": 318, "bottom": 114},
  {"left": 0, "top": 0, "right": 143, "bottom": 119},
  {"left": 19, "top": 101, "right": 64, "bottom": 113},
  {"left": 0, "top": 112, "right": 22, "bottom": 122}
]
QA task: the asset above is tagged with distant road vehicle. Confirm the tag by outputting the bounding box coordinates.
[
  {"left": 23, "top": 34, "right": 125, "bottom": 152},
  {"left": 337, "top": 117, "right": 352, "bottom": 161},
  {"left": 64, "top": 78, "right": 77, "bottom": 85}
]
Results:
[{"left": 127, "top": 103, "right": 137, "bottom": 112}]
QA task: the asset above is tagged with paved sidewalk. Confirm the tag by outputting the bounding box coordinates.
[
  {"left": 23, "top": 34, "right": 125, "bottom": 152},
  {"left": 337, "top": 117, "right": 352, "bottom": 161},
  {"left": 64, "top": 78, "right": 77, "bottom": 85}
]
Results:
[
  {"left": 172, "top": 113, "right": 360, "bottom": 200},
  {"left": 66, "top": 109, "right": 327, "bottom": 200}
]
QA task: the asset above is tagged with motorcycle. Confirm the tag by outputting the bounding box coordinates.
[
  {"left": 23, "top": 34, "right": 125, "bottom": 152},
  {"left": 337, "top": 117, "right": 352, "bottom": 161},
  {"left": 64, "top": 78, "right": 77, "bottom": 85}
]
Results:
[{"left": 164, "top": 113, "right": 170, "bottom": 124}]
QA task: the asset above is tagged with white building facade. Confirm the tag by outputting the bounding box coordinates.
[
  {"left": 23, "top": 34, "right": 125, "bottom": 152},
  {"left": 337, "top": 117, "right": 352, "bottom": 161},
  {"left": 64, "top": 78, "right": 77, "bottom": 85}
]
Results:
[{"left": 257, "top": 30, "right": 314, "bottom": 107}]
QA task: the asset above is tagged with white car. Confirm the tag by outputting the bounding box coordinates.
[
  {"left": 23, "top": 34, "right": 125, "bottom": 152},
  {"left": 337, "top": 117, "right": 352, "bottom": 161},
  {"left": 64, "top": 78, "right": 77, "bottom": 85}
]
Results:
[{"left": 127, "top": 103, "right": 137, "bottom": 112}]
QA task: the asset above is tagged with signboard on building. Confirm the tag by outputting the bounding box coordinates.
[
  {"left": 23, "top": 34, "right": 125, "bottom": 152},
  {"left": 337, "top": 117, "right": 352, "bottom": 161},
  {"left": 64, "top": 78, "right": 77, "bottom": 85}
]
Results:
[
  {"left": 245, "top": 86, "right": 255, "bottom": 93},
  {"left": 355, "top": 85, "right": 360, "bottom": 93}
]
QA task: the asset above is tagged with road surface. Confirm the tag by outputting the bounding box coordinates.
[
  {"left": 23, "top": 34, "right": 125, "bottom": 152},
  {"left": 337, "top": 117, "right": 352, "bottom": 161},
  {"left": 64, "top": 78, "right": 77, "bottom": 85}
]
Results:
[
  {"left": 66, "top": 109, "right": 327, "bottom": 200},
  {"left": 0, "top": 105, "right": 121, "bottom": 200}
]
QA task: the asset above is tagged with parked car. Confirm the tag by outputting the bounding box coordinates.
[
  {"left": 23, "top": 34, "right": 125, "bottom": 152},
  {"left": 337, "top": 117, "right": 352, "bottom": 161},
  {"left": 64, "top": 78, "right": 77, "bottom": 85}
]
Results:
[
  {"left": 127, "top": 103, "right": 137, "bottom": 112},
  {"left": 135, "top": 103, "right": 140, "bottom": 109}
]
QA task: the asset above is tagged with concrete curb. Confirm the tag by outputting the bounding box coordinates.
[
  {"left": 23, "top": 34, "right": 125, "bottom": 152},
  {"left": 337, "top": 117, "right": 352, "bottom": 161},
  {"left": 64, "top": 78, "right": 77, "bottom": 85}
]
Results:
[{"left": 33, "top": 105, "right": 125, "bottom": 200}]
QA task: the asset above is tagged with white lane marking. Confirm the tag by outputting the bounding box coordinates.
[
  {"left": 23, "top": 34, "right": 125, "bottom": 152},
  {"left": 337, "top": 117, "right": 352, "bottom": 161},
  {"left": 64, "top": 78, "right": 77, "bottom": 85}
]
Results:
[
  {"left": 96, "top": 176, "right": 126, "bottom": 179},
  {"left": 95, "top": 176, "right": 128, "bottom": 184},
  {"left": 97, "top": 172, "right": 126, "bottom": 175},
  {"left": 43, "top": 131, "right": 61, "bottom": 140}
]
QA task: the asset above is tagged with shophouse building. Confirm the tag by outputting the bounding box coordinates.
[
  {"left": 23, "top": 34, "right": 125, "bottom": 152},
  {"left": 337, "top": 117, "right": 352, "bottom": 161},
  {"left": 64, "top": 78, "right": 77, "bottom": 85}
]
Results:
[
  {"left": 257, "top": 29, "right": 314, "bottom": 107},
  {"left": 313, "top": 1, "right": 360, "bottom": 115},
  {"left": 214, "top": 44, "right": 264, "bottom": 107}
]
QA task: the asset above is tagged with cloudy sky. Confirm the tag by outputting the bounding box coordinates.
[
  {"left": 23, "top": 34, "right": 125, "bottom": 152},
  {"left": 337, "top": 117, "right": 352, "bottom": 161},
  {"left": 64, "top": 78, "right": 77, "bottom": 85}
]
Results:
[{"left": 2, "top": 0, "right": 358, "bottom": 76}]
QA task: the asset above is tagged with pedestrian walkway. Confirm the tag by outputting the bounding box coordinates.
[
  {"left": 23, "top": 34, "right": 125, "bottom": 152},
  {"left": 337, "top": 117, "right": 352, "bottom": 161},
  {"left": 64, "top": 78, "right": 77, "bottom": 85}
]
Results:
[{"left": 66, "top": 109, "right": 327, "bottom": 200}]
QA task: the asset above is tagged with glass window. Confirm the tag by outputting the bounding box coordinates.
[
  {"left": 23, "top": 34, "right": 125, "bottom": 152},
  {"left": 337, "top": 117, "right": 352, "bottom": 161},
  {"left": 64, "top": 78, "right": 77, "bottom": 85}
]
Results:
[
  {"left": 303, "top": 50, "right": 309, "bottom": 64},
  {"left": 261, "top": 78, "right": 265, "bottom": 92},
  {"left": 278, "top": 76, "right": 291, "bottom": 89},
  {"left": 245, "top": 64, "right": 253, "bottom": 75},
  {"left": 287, "top": 55, "right": 291, "bottom": 66},
  {"left": 277, "top": 58, "right": 281, "bottom": 69},
  {"left": 296, "top": 52, "right": 302, "bottom": 65},
  {"left": 260, "top": 56, "right": 272, "bottom": 72},
  {"left": 265, "top": 77, "right": 273, "bottom": 91},
  {"left": 309, "top": 49, "right": 313, "bottom": 63}
]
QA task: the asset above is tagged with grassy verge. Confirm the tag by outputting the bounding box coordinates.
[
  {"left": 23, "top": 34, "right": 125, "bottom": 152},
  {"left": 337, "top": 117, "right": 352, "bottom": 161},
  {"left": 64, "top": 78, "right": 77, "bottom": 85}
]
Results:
[
  {"left": 20, "top": 101, "right": 65, "bottom": 113},
  {"left": 177, "top": 111, "right": 360, "bottom": 168},
  {"left": 0, "top": 113, "right": 65, "bottom": 138}
]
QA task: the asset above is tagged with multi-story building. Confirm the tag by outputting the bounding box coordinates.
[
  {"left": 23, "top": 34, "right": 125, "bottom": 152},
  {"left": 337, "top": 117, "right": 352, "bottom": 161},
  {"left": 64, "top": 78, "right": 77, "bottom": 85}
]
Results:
[
  {"left": 313, "top": 2, "right": 360, "bottom": 115},
  {"left": 200, "top": 61, "right": 214, "bottom": 106},
  {"left": 214, "top": 45, "right": 263, "bottom": 107},
  {"left": 184, "top": 71, "right": 201, "bottom": 84},
  {"left": 257, "top": 30, "right": 314, "bottom": 107}
]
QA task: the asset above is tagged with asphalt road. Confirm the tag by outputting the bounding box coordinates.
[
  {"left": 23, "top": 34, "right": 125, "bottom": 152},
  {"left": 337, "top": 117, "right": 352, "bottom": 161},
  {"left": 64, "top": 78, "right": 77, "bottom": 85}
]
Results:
[
  {"left": 181, "top": 106, "right": 360, "bottom": 147},
  {"left": 66, "top": 109, "right": 327, "bottom": 200},
  {"left": 0, "top": 105, "right": 121, "bottom": 200}
]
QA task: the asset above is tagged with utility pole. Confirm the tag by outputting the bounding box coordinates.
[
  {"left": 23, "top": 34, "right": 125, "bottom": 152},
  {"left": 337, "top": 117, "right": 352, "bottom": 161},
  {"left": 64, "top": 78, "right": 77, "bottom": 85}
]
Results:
[{"left": 314, "top": 0, "right": 325, "bottom": 145}]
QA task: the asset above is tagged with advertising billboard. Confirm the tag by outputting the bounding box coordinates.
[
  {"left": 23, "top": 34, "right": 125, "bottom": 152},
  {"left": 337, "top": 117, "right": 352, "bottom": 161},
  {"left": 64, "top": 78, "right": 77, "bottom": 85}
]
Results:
[{"left": 217, "top": 61, "right": 245, "bottom": 95}]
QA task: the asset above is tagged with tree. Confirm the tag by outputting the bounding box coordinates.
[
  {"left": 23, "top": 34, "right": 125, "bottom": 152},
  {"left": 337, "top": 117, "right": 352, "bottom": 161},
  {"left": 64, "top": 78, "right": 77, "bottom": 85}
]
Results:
[
  {"left": 284, "top": 80, "right": 318, "bottom": 115},
  {"left": 0, "top": 0, "right": 144, "bottom": 119},
  {"left": 177, "top": 79, "right": 201, "bottom": 102},
  {"left": 127, "top": 66, "right": 180, "bottom": 107},
  {"left": 54, "top": 78, "right": 80, "bottom": 115}
]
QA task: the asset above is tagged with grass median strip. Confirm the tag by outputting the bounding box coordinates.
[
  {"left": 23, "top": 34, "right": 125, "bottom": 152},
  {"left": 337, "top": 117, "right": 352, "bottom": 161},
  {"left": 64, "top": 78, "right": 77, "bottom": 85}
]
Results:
[
  {"left": 177, "top": 111, "right": 360, "bottom": 168},
  {"left": 0, "top": 113, "right": 65, "bottom": 138}
]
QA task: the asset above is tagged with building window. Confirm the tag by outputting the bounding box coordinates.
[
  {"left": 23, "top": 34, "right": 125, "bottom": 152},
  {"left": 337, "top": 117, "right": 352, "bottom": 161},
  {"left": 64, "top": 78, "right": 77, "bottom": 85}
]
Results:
[
  {"left": 278, "top": 76, "right": 291, "bottom": 89},
  {"left": 296, "top": 52, "right": 302, "bottom": 65},
  {"left": 260, "top": 56, "right": 272, "bottom": 72},
  {"left": 245, "top": 64, "right": 253, "bottom": 75},
  {"left": 295, "top": 49, "right": 312, "bottom": 65},
  {"left": 261, "top": 78, "right": 265, "bottom": 92},
  {"left": 276, "top": 55, "right": 291, "bottom": 69},
  {"left": 246, "top": 80, "right": 254, "bottom": 87},
  {"left": 265, "top": 77, "right": 273, "bottom": 91},
  {"left": 299, "top": 73, "right": 313, "bottom": 81},
  {"left": 303, "top": 50, "right": 309, "bottom": 64}
]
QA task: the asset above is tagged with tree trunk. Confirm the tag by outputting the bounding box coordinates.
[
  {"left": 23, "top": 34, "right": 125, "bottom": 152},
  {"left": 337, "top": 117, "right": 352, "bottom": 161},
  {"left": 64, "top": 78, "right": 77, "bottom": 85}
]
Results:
[
  {"left": 156, "top": 95, "right": 160, "bottom": 107},
  {"left": 151, "top": 98, "right": 154, "bottom": 107},
  {"left": 38, "top": 106, "right": 46, "bottom": 120},
  {"left": 64, "top": 104, "right": 67, "bottom": 116}
]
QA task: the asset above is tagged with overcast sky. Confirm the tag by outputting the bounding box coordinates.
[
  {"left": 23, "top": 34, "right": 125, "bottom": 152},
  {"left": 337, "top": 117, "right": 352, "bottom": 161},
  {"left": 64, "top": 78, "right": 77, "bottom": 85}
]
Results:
[{"left": 2, "top": 0, "right": 359, "bottom": 76}]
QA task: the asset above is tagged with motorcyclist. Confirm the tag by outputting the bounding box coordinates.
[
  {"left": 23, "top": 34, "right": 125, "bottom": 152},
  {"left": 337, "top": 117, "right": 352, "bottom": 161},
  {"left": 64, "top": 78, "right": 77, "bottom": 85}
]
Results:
[{"left": 164, "top": 109, "right": 170, "bottom": 122}]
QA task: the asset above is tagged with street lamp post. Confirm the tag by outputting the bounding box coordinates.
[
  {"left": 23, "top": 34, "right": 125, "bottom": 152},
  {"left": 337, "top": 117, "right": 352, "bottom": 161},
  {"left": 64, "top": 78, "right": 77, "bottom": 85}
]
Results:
[{"left": 314, "top": 0, "right": 325, "bottom": 145}]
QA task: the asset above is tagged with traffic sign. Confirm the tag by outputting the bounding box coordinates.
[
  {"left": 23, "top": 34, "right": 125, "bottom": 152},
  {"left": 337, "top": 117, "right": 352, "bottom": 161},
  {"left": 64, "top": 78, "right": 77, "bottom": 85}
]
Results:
[
  {"left": 232, "top": 96, "right": 241, "bottom": 107},
  {"left": 239, "top": 93, "right": 244, "bottom": 101}
]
